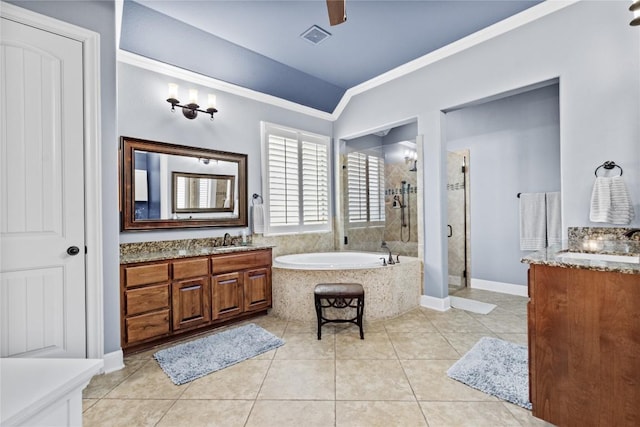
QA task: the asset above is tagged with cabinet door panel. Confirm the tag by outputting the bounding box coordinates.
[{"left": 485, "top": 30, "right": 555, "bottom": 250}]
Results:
[
  {"left": 244, "top": 267, "right": 271, "bottom": 313},
  {"left": 172, "top": 277, "right": 211, "bottom": 330},
  {"left": 212, "top": 272, "right": 243, "bottom": 320}
]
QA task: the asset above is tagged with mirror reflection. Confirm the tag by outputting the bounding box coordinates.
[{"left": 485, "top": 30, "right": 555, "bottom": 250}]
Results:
[
  {"left": 172, "top": 172, "right": 235, "bottom": 213},
  {"left": 122, "top": 136, "right": 247, "bottom": 230}
]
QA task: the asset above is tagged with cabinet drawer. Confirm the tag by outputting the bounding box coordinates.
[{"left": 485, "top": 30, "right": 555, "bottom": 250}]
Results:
[
  {"left": 173, "top": 257, "right": 209, "bottom": 280},
  {"left": 124, "top": 263, "right": 169, "bottom": 287},
  {"left": 125, "top": 309, "right": 170, "bottom": 344},
  {"left": 211, "top": 250, "right": 271, "bottom": 275},
  {"left": 125, "top": 283, "right": 170, "bottom": 316}
]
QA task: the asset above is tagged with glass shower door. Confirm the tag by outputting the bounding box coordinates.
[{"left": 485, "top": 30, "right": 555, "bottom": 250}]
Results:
[{"left": 447, "top": 150, "right": 468, "bottom": 293}]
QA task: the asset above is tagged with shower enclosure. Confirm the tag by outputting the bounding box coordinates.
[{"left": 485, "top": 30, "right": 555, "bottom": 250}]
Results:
[
  {"left": 447, "top": 150, "right": 469, "bottom": 292},
  {"left": 339, "top": 123, "right": 419, "bottom": 257}
]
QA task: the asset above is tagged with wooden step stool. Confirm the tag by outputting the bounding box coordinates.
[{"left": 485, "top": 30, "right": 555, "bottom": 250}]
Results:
[{"left": 314, "top": 283, "right": 364, "bottom": 340}]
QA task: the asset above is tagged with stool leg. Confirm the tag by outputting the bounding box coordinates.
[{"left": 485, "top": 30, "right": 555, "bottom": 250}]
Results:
[
  {"left": 358, "top": 295, "right": 364, "bottom": 339},
  {"left": 314, "top": 295, "right": 322, "bottom": 340}
]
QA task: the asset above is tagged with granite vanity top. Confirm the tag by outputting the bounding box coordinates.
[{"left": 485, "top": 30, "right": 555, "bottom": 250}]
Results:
[
  {"left": 120, "top": 244, "right": 274, "bottom": 265},
  {"left": 521, "top": 243, "right": 640, "bottom": 275}
]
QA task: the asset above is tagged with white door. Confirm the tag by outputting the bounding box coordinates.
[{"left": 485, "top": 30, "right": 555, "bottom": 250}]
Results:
[{"left": 1, "top": 17, "right": 86, "bottom": 358}]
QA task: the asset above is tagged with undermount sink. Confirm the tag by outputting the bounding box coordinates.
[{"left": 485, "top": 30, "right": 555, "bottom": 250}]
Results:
[
  {"left": 557, "top": 251, "right": 640, "bottom": 264},
  {"left": 214, "top": 245, "right": 251, "bottom": 253}
]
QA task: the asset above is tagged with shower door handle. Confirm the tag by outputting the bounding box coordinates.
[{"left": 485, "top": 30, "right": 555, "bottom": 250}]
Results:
[{"left": 447, "top": 225, "right": 452, "bottom": 238}]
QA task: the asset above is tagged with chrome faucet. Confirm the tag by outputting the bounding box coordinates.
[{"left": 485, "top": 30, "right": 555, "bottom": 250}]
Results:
[
  {"left": 381, "top": 241, "right": 395, "bottom": 265},
  {"left": 624, "top": 229, "right": 640, "bottom": 239},
  {"left": 223, "top": 232, "right": 232, "bottom": 246}
]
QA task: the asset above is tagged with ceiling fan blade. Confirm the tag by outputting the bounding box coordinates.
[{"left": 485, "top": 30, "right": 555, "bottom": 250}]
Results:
[{"left": 326, "top": 0, "right": 346, "bottom": 26}]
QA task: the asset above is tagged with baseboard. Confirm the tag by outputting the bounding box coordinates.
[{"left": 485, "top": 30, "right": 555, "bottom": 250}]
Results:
[
  {"left": 420, "top": 295, "right": 451, "bottom": 312},
  {"left": 470, "top": 278, "right": 528, "bottom": 297},
  {"left": 102, "top": 349, "right": 125, "bottom": 374}
]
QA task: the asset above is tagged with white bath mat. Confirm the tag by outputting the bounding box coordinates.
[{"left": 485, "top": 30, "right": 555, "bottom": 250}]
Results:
[{"left": 450, "top": 296, "right": 496, "bottom": 314}]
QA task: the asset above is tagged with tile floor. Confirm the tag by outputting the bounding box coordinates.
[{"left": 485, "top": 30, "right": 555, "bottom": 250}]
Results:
[{"left": 83, "top": 289, "right": 553, "bottom": 426}]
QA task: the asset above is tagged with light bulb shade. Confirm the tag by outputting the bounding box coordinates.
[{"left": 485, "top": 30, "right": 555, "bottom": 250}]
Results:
[
  {"left": 207, "top": 94, "right": 217, "bottom": 109},
  {"left": 188, "top": 89, "right": 199, "bottom": 105},
  {"left": 630, "top": 1, "right": 640, "bottom": 25},
  {"left": 167, "top": 83, "right": 178, "bottom": 100}
]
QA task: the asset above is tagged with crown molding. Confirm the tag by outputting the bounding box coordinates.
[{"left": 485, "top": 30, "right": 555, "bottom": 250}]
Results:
[
  {"left": 118, "top": 0, "right": 578, "bottom": 121},
  {"left": 331, "top": 0, "right": 579, "bottom": 117},
  {"left": 117, "top": 49, "right": 334, "bottom": 121}
]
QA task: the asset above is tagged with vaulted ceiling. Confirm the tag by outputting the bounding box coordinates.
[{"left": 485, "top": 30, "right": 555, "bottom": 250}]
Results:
[{"left": 120, "top": 0, "right": 542, "bottom": 113}]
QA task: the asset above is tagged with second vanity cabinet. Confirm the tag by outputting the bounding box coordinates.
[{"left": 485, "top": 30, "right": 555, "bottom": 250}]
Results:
[
  {"left": 527, "top": 263, "right": 640, "bottom": 426},
  {"left": 121, "top": 248, "right": 272, "bottom": 353}
]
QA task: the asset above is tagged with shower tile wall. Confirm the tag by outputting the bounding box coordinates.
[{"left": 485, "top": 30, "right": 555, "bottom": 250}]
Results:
[{"left": 384, "top": 161, "right": 418, "bottom": 257}]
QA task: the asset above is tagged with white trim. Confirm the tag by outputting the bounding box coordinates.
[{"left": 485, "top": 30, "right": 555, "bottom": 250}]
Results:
[
  {"left": 470, "top": 278, "right": 529, "bottom": 297},
  {"left": 1, "top": 1, "right": 105, "bottom": 360},
  {"left": 117, "top": 50, "right": 333, "bottom": 121},
  {"left": 420, "top": 295, "right": 451, "bottom": 312},
  {"left": 331, "top": 0, "right": 578, "bottom": 117},
  {"left": 102, "top": 350, "right": 125, "bottom": 374}
]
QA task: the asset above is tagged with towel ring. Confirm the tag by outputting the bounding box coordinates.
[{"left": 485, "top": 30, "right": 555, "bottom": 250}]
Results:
[
  {"left": 594, "top": 161, "right": 623, "bottom": 177},
  {"left": 251, "top": 193, "right": 263, "bottom": 205}
]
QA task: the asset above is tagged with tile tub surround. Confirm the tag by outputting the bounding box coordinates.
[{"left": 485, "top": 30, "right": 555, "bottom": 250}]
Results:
[{"left": 272, "top": 256, "right": 422, "bottom": 322}]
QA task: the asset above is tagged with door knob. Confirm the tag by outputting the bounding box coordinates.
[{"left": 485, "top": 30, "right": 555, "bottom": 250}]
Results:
[{"left": 67, "top": 246, "right": 81, "bottom": 256}]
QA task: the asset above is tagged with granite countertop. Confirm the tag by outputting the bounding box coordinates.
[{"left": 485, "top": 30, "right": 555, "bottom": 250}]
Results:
[
  {"left": 120, "top": 244, "right": 274, "bottom": 265},
  {"left": 521, "top": 243, "right": 640, "bottom": 275}
]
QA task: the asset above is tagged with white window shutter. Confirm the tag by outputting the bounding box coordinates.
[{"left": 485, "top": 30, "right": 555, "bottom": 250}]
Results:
[{"left": 262, "top": 122, "right": 330, "bottom": 235}]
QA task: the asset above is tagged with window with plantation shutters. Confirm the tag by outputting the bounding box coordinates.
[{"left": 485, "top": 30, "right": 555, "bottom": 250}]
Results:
[
  {"left": 261, "top": 122, "right": 330, "bottom": 235},
  {"left": 347, "top": 151, "right": 385, "bottom": 226}
]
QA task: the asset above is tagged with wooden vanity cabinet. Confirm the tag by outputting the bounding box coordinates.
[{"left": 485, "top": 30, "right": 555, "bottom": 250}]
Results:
[
  {"left": 121, "top": 262, "right": 171, "bottom": 346},
  {"left": 171, "top": 258, "right": 211, "bottom": 331},
  {"left": 121, "top": 249, "right": 272, "bottom": 353},
  {"left": 211, "top": 250, "right": 273, "bottom": 319},
  {"left": 527, "top": 264, "right": 640, "bottom": 426}
]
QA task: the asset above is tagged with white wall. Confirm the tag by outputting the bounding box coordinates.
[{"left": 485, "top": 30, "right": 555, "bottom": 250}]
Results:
[
  {"left": 333, "top": 1, "right": 640, "bottom": 299},
  {"left": 447, "top": 84, "right": 560, "bottom": 286}
]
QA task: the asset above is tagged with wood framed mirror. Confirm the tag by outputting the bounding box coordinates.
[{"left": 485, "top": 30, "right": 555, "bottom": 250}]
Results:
[{"left": 121, "top": 136, "right": 248, "bottom": 230}]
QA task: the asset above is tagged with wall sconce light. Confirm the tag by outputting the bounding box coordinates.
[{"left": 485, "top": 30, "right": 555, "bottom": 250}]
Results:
[
  {"left": 166, "top": 83, "right": 218, "bottom": 120},
  {"left": 630, "top": 1, "right": 640, "bottom": 26},
  {"left": 404, "top": 149, "right": 418, "bottom": 172}
]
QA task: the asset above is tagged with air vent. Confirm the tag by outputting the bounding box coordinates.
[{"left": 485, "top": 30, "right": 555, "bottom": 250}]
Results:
[{"left": 300, "top": 25, "right": 331, "bottom": 45}]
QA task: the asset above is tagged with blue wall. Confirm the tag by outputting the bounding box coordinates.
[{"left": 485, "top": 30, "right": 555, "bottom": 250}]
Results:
[{"left": 447, "top": 84, "right": 560, "bottom": 286}]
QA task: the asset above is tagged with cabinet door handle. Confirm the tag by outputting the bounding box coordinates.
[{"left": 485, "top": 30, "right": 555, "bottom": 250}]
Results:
[
  {"left": 447, "top": 225, "right": 453, "bottom": 238},
  {"left": 67, "top": 246, "right": 81, "bottom": 256}
]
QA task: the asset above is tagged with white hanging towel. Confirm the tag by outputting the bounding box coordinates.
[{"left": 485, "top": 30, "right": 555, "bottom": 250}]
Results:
[
  {"left": 252, "top": 204, "right": 265, "bottom": 234},
  {"left": 545, "top": 192, "right": 562, "bottom": 246},
  {"left": 519, "top": 192, "right": 547, "bottom": 251},
  {"left": 590, "top": 176, "right": 634, "bottom": 225}
]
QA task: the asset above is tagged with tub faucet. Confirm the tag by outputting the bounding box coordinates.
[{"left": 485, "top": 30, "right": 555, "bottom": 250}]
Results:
[
  {"left": 223, "top": 232, "right": 232, "bottom": 246},
  {"left": 381, "top": 241, "right": 395, "bottom": 264},
  {"left": 624, "top": 229, "right": 640, "bottom": 239}
]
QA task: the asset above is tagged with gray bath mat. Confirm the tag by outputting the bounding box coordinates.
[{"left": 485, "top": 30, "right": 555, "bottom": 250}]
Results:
[
  {"left": 154, "top": 323, "right": 284, "bottom": 385},
  {"left": 447, "top": 336, "right": 531, "bottom": 409}
]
